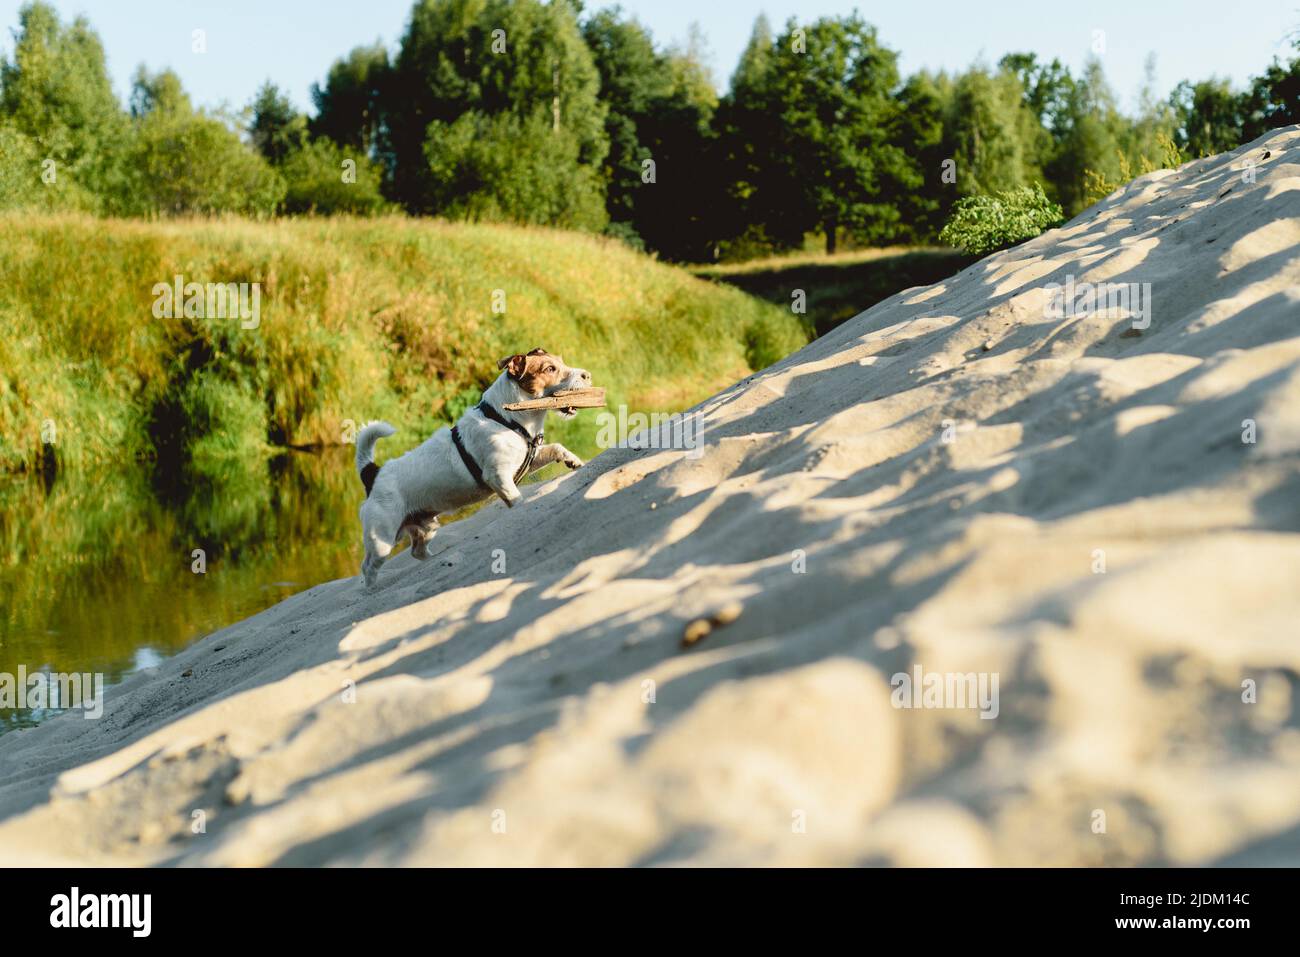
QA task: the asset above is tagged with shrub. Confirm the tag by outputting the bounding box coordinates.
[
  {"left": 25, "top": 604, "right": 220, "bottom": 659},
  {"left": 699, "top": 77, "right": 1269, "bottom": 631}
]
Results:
[
  {"left": 939, "top": 184, "right": 1064, "bottom": 255},
  {"left": 279, "top": 138, "right": 387, "bottom": 215},
  {"left": 114, "top": 109, "right": 286, "bottom": 217}
]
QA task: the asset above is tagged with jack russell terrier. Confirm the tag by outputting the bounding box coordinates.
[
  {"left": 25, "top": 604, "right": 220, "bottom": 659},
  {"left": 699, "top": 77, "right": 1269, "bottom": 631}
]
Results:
[{"left": 354, "top": 348, "right": 591, "bottom": 588}]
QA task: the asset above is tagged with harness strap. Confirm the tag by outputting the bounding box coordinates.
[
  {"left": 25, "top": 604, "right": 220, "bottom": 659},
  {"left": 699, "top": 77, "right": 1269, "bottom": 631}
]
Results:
[
  {"left": 451, "top": 402, "right": 543, "bottom": 491},
  {"left": 450, "top": 424, "right": 487, "bottom": 489}
]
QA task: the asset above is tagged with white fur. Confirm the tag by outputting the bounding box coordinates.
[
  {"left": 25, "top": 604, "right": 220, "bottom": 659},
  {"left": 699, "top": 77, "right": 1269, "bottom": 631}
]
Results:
[
  {"left": 356, "top": 365, "right": 589, "bottom": 588},
  {"left": 355, "top": 421, "right": 396, "bottom": 473}
]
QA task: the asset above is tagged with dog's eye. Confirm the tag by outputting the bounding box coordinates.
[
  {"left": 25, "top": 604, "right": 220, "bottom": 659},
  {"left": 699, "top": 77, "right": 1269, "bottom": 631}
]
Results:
[{"left": 546, "top": 365, "right": 555, "bottom": 373}]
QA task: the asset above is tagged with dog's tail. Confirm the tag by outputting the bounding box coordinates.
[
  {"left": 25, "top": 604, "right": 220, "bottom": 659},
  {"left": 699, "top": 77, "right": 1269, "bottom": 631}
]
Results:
[{"left": 355, "top": 421, "right": 396, "bottom": 496}]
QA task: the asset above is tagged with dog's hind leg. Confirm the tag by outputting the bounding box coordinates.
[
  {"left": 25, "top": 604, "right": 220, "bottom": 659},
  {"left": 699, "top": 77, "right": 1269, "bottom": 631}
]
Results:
[
  {"left": 362, "top": 538, "right": 393, "bottom": 589},
  {"left": 361, "top": 550, "right": 384, "bottom": 589},
  {"left": 407, "top": 511, "right": 439, "bottom": 561},
  {"left": 361, "top": 505, "right": 400, "bottom": 589}
]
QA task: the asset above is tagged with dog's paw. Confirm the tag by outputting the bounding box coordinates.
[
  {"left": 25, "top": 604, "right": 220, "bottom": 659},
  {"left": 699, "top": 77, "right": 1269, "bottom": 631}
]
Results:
[{"left": 564, "top": 454, "right": 584, "bottom": 470}]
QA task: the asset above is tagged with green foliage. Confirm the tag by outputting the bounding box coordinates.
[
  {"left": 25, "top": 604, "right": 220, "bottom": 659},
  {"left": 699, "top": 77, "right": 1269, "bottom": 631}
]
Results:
[
  {"left": 249, "top": 81, "right": 308, "bottom": 164},
  {"left": 0, "top": 1, "right": 125, "bottom": 207},
  {"left": 310, "top": 43, "right": 389, "bottom": 153},
  {"left": 1081, "top": 131, "right": 1187, "bottom": 207},
  {"left": 943, "top": 65, "right": 1045, "bottom": 198},
  {"left": 116, "top": 105, "right": 285, "bottom": 217},
  {"left": 582, "top": 9, "right": 718, "bottom": 259},
  {"left": 0, "top": 120, "right": 45, "bottom": 209},
  {"left": 1036, "top": 59, "right": 1129, "bottom": 215},
  {"left": 1000, "top": 53, "right": 1075, "bottom": 137},
  {"left": 0, "top": 6, "right": 289, "bottom": 219},
  {"left": 384, "top": 0, "right": 607, "bottom": 215},
  {"left": 280, "top": 138, "right": 388, "bottom": 215},
  {"left": 129, "top": 66, "right": 190, "bottom": 117},
  {"left": 1170, "top": 79, "right": 1240, "bottom": 157},
  {"left": 939, "top": 183, "right": 1064, "bottom": 255},
  {"left": 717, "top": 13, "right": 921, "bottom": 254},
  {"left": 423, "top": 109, "right": 607, "bottom": 230},
  {"left": 176, "top": 371, "right": 271, "bottom": 466},
  {"left": 5, "top": 0, "right": 1300, "bottom": 255},
  {"left": 1241, "top": 48, "right": 1300, "bottom": 140},
  {"left": 890, "top": 73, "right": 948, "bottom": 241}
]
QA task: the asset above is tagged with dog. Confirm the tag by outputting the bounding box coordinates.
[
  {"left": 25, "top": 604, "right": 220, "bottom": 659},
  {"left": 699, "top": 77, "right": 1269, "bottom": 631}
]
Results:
[{"left": 354, "top": 348, "right": 591, "bottom": 588}]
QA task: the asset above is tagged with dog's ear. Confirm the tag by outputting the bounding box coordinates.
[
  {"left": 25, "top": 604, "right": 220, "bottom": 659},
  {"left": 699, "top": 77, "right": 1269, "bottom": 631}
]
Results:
[
  {"left": 497, "top": 353, "right": 528, "bottom": 379},
  {"left": 526, "top": 347, "right": 547, "bottom": 357}
]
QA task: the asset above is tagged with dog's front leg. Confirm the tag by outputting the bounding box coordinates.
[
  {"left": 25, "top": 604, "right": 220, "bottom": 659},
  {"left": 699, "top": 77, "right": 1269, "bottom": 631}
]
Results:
[
  {"left": 489, "top": 476, "right": 523, "bottom": 508},
  {"left": 528, "top": 443, "right": 584, "bottom": 473}
]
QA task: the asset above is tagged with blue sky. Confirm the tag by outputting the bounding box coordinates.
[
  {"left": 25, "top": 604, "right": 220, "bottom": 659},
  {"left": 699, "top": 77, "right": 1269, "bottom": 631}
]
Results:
[{"left": 2, "top": 0, "right": 1297, "bottom": 115}]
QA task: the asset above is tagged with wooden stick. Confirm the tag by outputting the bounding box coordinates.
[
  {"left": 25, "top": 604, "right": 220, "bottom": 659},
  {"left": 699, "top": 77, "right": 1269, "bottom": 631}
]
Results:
[{"left": 502, "top": 387, "right": 607, "bottom": 412}]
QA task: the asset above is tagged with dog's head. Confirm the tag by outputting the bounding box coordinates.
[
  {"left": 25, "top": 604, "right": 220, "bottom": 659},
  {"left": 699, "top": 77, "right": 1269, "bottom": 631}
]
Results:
[{"left": 498, "top": 348, "right": 592, "bottom": 418}]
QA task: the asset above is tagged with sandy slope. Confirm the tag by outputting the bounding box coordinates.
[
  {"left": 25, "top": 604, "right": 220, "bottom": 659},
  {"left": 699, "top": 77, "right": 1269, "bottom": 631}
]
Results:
[{"left": 3, "top": 129, "right": 1300, "bottom": 867}]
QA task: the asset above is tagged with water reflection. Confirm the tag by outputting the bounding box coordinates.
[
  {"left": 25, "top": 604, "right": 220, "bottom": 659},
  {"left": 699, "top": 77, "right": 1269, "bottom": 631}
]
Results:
[{"left": 0, "top": 447, "right": 361, "bottom": 733}]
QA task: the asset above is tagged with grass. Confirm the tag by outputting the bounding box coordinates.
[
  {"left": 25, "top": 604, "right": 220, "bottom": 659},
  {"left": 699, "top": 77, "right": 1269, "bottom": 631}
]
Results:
[
  {"left": 0, "top": 213, "right": 808, "bottom": 477},
  {"left": 693, "top": 246, "right": 975, "bottom": 338}
]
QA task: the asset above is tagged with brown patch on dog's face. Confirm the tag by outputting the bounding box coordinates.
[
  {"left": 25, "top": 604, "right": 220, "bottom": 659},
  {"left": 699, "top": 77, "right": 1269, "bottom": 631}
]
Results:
[{"left": 498, "top": 347, "right": 570, "bottom": 398}]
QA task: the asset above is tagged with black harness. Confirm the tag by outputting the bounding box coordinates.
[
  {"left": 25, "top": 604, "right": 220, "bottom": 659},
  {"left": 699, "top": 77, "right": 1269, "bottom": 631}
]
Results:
[{"left": 451, "top": 401, "right": 543, "bottom": 491}]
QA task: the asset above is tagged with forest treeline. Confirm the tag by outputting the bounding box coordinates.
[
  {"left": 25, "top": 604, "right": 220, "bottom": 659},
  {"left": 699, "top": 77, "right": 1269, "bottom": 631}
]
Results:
[{"left": 2, "top": 0, "right": 1298, "bottom": 261}]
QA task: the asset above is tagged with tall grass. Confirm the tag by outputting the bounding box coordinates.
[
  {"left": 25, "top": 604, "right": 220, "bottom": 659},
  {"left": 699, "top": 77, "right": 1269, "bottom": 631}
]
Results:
[{"left": 0, "top": 213, "right": 808, "bottom": 475}]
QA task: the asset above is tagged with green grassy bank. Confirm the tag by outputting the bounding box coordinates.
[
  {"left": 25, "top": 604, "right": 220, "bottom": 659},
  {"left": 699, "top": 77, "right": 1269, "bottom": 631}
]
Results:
[{"left": 0, "top": 214, "right": 809, "bottom": 477}]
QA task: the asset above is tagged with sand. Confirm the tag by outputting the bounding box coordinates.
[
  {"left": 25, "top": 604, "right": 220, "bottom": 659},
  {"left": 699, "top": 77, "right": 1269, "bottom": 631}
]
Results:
[{"left": 3, "top": 128, "right": 1299, "bottom": 867}]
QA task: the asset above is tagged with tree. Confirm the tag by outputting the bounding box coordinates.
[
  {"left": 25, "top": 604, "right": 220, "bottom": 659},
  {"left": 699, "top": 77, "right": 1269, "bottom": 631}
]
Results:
[
  {"left": 582, "top": 8, "right": 717, "bottom": 258},
  {"left": 0, "top": 1, "right": 125, "bottom": 205},
  {"left": 1171, "top": 78, "right": 1242, "bottom": 156},
  {"left": 129, "top": 66, "right": 190, "bottom": 118},
  {"left": 423, "top": 108, "right": 606, "bottom": 230},
  {"left": 1045, "top": 58, "right": 1127, "bottom": 215},
  {"left": 1126, "top": 54, "right": 1181, "bottom": 166},
  {"left": 249, "top": 81, "right": 307, "bottom": 164},
  {"left": 736, "top": 14, "right": 919, "bottom": 253},
  {"left": 113, "top": 70, "right": 285, "bottom": 217},
  {"left": 0, "top": 120, "right": 43, "bottom": 210},
  {"left": 711, "top": 14, "right": 783, "bottom": 255},
  {"left": 942, "top": 64, "right": 1044, "bottom": 199},
  {"left": 891, "top": 72, "right": 948, "bottom": 240},
  {"left": 1240, "top": 45, "right": 1300, "bottom": 141},
  {"left": 310, "top": 42, "right": 389, "bottom": 154},
  {"left": 582, "top": 8, "right": 666, "bottom": 235},
  {"left": 1000, "top": 52, "right": 1075, "bottom": 137},
  {"left": 382, "top": 0, "right": 607, "bottom": 216}
]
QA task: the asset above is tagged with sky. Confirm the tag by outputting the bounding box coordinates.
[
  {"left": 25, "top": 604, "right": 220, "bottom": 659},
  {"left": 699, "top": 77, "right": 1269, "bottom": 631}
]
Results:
[{"left": 1, "top": 0, "right": 1297, "bottom": 116}]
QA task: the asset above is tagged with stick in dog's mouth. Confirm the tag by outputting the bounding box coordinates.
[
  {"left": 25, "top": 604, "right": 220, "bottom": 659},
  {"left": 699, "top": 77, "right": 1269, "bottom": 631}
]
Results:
[{"left": 502, "top": 387, "right": 606, "bottom": 415}]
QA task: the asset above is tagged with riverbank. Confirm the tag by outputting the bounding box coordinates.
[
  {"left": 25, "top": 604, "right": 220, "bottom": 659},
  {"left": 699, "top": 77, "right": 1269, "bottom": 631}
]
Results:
[{"left": 0, "top": 213, "right": 806, "bottom": 475}]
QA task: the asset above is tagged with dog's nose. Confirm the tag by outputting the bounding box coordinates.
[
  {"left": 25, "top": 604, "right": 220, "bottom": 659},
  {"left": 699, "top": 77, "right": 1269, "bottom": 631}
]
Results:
[{"left": 580, "top": 370, "right": 592, "bottom": 383}]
